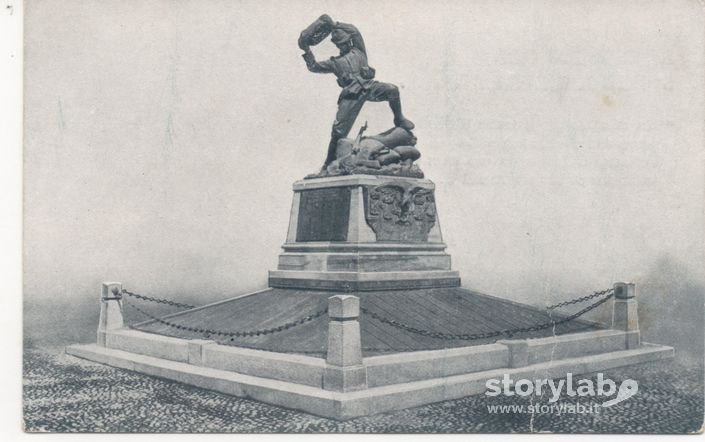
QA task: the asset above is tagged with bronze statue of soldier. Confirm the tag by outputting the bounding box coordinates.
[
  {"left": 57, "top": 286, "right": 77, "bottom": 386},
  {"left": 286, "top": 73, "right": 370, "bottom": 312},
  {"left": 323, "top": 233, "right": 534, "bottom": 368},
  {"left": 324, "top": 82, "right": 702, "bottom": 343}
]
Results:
[{"left": 299, "top": 15, "right": 415, "bottom": 171}]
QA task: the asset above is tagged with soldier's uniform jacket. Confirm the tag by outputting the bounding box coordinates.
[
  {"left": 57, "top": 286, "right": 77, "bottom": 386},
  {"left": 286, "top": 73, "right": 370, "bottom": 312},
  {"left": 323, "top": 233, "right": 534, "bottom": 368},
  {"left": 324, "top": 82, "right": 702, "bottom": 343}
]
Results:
[{"left": 303, "top": 44, "right": 376, "bottom": 99}]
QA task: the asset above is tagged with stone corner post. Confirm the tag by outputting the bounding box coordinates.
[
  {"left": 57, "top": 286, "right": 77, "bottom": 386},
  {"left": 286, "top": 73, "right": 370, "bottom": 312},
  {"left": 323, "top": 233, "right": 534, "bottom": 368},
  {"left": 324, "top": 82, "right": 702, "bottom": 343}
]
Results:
[
  {"left": 612, "top": 281, "right": 640, "bottom": 349},
  {"left": 97, "top": 282, "right": 124, "bottom": 347},
  {"left": 323, "top": 294, "right": 368, "bottom": 392}
]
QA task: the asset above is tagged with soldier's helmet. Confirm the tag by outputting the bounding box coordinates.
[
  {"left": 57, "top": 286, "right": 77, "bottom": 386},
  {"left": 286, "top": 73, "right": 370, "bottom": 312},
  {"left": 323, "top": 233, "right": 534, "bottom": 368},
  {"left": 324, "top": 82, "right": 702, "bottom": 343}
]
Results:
[{"left": 331, "top": 28, "right": 352, "bottom": 45}]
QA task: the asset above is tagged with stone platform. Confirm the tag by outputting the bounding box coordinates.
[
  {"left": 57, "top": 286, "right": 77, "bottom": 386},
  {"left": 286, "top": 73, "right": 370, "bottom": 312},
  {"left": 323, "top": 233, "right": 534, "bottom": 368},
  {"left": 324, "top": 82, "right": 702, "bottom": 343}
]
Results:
[
  {"left": 66, "top": 282, "right": 674, "bottom": 420},
  {"left": 269, "top": 175, "right": 460, "bottom": 291}
]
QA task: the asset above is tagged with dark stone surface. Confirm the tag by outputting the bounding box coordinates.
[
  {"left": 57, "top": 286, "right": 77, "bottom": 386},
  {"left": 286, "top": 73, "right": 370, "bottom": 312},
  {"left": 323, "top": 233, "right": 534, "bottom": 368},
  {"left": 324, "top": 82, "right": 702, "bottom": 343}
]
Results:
[
  {"left": 296, "top": 187, "right": 351, "bottom": 242},
  {"left": 129, "top": 286, "right": 597, "bottom": 357},
  {"left": 363, "top": 183, "right": 436, "bottom": 242}
]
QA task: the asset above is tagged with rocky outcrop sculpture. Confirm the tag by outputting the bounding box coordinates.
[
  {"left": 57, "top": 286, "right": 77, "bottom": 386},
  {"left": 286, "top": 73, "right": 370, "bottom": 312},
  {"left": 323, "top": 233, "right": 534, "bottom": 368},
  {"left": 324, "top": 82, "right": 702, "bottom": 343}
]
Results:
[{"left": 307, "top": 125, "right": 424, "bottom": 179}]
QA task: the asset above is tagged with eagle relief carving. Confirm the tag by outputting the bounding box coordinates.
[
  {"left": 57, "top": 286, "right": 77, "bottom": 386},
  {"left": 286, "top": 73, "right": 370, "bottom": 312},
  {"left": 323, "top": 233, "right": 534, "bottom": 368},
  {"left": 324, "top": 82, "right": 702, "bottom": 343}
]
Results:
[{"left": 364, "top": 183, "right": 437, "bottom": 242}]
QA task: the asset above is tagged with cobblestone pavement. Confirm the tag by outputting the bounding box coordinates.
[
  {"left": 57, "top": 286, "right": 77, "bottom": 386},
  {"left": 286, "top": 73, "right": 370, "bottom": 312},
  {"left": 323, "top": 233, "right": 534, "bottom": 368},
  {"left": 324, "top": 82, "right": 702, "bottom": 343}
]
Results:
[{"left": 23, "top": 346, "right": 703, "bottom": 433}]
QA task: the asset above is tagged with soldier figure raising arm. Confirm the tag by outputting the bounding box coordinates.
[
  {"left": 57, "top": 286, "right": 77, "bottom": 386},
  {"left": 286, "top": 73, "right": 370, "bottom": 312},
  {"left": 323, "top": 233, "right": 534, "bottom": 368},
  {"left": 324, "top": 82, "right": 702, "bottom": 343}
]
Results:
[{"left": 299, "top": 15, "right": 415, "bottom": 171}]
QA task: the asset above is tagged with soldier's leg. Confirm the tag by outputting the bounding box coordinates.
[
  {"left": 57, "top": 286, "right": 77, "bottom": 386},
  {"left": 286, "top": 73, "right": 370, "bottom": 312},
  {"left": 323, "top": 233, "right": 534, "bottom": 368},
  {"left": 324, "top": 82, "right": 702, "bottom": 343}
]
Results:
[
  {"left": 324, "top": 96, "right": 366, "bottom": 165},
  {"left": 367, "top": 82, "right": 415, "bottom": 131}
]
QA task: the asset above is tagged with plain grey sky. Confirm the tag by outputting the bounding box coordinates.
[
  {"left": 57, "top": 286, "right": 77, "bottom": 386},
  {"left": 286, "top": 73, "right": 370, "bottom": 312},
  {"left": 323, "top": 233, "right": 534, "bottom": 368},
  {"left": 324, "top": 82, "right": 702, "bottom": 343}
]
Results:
[{"left": 24, "top": 0, "right": 705, "bottom": 306}]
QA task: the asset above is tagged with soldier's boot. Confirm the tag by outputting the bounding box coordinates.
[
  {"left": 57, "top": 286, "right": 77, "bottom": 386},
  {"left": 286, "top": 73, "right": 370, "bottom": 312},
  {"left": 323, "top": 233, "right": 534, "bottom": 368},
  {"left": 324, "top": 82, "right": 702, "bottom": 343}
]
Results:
[
  {"left": 394, "top": 117, "right": 415, "bottom": 131},
  {"left": 323, "top": 135, "right": 341, "bottom": 167},
  {"left": 390, "top": 98, "right": 415, "bottom": 131}
]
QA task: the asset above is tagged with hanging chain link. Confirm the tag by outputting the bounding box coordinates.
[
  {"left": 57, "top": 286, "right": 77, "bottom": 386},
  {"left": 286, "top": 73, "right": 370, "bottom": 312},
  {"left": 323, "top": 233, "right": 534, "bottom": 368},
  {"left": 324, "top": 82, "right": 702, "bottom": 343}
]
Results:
[
  {"left": 122, "top": 289, "right": 196, "bottom": 309},
  {"left": 545, "top": 287, "right": 614, "bottom": 311},
  {"left": 220, "top": 308, "right": 328, "bottom": 342},
  {"left": 125, "top": 298, "right": 327, "bottom": 339},
  {"left": 361, "top": 288, "right": 615, "bottom": 342},
  {"left": 507, "top": 291, "right": 614, "bottom": 335},
  {"left": 118, "top": 285, "right": 615, "bottom": 347},
  {"left": 360, "top": 307, "right": 505, "bottom": 341}
]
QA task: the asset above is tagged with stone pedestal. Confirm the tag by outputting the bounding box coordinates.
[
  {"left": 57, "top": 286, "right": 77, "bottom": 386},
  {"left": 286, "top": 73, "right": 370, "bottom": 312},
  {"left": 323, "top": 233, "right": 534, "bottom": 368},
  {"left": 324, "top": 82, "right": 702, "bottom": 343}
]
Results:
[
  {"left": 268, "top": 175, "right": 461, "bottom": 291},
  {"left": 612, "top": 282, "right": 641, "bottom": 349},
  {"left": 323, "top": 295, "right": 368, "bottom": 392},
  {"left": 97, "top": 282, "right": 123, "bottom": 347}
]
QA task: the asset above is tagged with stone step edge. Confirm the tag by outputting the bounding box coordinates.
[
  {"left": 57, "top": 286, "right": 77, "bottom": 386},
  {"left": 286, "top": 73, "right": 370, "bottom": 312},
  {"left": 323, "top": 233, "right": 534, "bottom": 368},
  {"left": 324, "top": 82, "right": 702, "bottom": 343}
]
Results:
[
  {"left": 268, "top": 270, "right": 461, "bottom": 281},
  {"left": 65, "top": 342, "right": 674, "bottom": 420}
]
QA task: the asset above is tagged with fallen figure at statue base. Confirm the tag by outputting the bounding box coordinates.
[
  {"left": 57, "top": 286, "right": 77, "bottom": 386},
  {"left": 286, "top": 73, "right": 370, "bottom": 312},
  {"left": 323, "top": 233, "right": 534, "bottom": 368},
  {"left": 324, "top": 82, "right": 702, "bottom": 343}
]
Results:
[{"left": 305, "top": 125, "right": 424, "bottom": 179}]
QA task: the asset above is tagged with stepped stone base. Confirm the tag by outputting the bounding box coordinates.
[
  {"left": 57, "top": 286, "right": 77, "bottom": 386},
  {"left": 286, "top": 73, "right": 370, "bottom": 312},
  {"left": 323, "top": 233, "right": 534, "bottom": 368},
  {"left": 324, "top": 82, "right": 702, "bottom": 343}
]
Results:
[
  {"left": 67, "top": 330, "right": 673, "bottom": 420},
  {"left": 270, "top": 175, "right": 460, "bottom": 291},
  {"left": 67, "top": 282, "right": 669, "bottom": 420}
]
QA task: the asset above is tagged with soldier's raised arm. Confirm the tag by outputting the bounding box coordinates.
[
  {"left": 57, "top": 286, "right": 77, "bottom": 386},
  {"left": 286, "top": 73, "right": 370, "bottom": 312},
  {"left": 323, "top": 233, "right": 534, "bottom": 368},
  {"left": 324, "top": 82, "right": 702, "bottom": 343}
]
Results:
[{"left": 302, "top": 48, "right": 335, "bottom": 74}]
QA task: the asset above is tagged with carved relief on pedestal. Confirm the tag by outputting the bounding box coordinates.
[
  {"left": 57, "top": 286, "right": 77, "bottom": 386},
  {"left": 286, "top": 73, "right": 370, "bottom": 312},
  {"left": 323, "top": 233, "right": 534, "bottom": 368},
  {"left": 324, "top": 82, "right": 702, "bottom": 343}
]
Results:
[{"left": 363, "top": 182, "right": 436, "bottom": 242}]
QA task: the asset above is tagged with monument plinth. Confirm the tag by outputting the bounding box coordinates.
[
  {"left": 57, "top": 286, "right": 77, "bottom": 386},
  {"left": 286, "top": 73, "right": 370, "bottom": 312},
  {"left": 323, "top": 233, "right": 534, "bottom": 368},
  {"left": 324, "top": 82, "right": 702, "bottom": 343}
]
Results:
[{"left": 268, "top": 175, "right": 461, "bottom": 291}]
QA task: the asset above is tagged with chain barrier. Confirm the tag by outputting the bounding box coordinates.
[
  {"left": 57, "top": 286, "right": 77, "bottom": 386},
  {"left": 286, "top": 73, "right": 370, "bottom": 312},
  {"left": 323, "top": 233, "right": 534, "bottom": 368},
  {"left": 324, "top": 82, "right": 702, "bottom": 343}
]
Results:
[
  {"left": 125, "top": 298, "right": 327, "bottom": 339},
  {"left": 507, "top": 290, "right": 614, "bottom": 335},
  {"left": 361, "top": 288, "right": 615, "bottom": 342},
  {"left": 545, "top": 287, "right": 613, "bottom": 311},
  {"left": 117, "top": 285, "right": 615, "bottom": 349},
  {"left": 218, "top": 308, "right": 328, "bottom": 343},
  {"left": 122, "top": 289, "right": 196, "bottom": 310}
]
